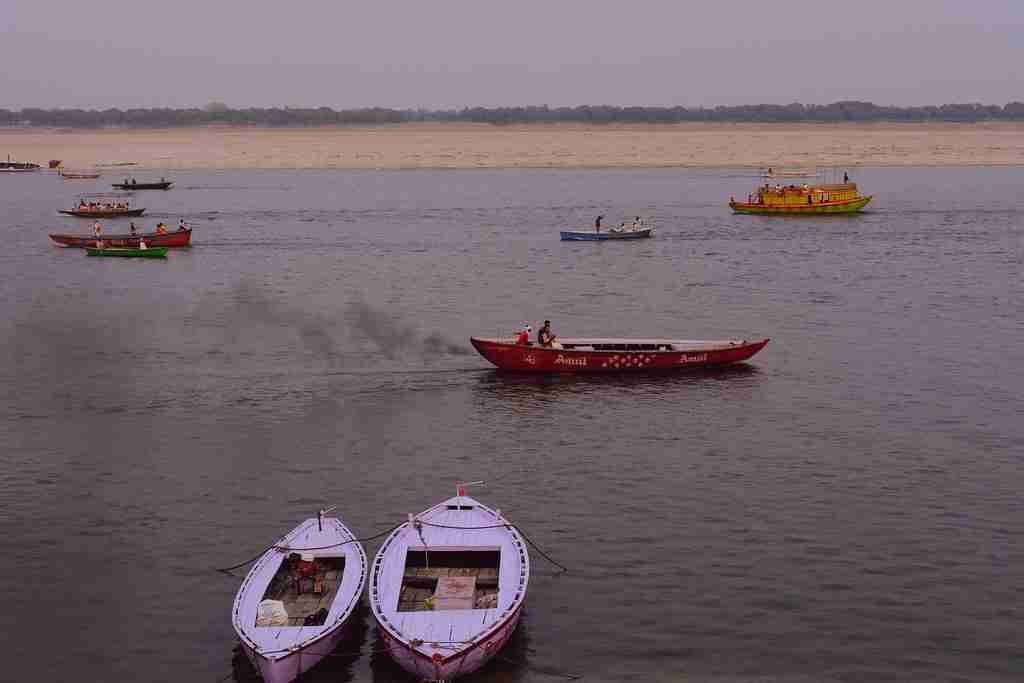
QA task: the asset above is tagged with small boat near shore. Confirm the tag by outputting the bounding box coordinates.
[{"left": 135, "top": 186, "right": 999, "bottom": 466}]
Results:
[
  {"left": 561, "top": 227, "right": 653, "bottom": 241},
  {"left": 370, "top": 488, "right": 529, "bottom": 681},
  {"left": 0, "top": 156, "right": 40, "bottom": 173},
  {"left": 112, "top": 178, "right": 173, "bottom": 190},
  {"left": 59, "top": 168, "right": 102, "bottom": 180},
  {"left": 233, "top": 512, "right": 367, "bottom": 683},
  {"left": 50, "top": 227, "right": 192, "bottom": 249},
  {"left": 471, "top": 336, "right": 769, "bottom": 372}
]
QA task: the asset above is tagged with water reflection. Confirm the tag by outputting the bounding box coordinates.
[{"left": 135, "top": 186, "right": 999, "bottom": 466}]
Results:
[{"left": 472, "top": 364, "right": 763, "bottom": 408}]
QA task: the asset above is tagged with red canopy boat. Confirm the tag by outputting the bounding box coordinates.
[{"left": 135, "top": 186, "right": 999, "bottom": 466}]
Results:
[
  {"left": 470, "top": 336, "right": 768, "bottom": 372},
  {"left": 49, "top": 228, "right": 192, "bottom": 249}
]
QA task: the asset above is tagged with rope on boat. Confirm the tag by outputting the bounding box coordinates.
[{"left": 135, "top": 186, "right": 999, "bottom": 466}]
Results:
[
  {"left": 217, "top": 519, "right": 568, "bottom": 574},
  {"left": 420, "top": 520, "right": 569, "bottom": 573},
  {"left": 215, "top": 522, "right": 404, "bottom": 574}
]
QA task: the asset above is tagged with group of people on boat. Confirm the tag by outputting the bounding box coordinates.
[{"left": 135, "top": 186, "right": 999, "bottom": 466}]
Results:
[
  {"left": 78, "top": 199, "right": 130, "bottom": 211},
  {"left": 515, "top": 320, "right": 559, "bottom": 348},
  {"left": 121, "top": 177, "right": 167, "bottom": 185},
  {"left": 594, "top": 215, "right": 646, "bottom": 233},
  {"left": 90, "top": 218, "right": 188, "bottom": 238}
]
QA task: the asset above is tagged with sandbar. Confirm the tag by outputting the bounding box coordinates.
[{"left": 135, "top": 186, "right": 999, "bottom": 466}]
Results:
[{"left": 2, "top": 122, "right": 1023, "bottom": 170}]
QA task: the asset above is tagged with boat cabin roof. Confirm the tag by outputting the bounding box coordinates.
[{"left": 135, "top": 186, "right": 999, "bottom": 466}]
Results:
[{"left": 481, "top": 337, "right": 752, "bottom": 352}]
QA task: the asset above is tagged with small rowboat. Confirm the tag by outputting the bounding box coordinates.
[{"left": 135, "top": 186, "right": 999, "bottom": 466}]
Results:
[
  {"left": 233, "top": 513, "right": 368, "bottom": 683},
  {"left": 560, "top": 228, "right": 653, "bottom": 241},
  {"left": 370, "top": 489, "right": 529, "bottom": 681},
  {"left": 111, "top": 180, "right": 173, "bottom": 190},
  {"left": 49, "top": 228, "right": 192, "bottom": 249},
  {"left": 470, "top": 336, "right": 769, "bottom": 372},
  {"left": 59, "top": 169, "right": 102, "bottom": 180},
  {"left": 86, "top": 246, "right": 168, "bottom": 258}
]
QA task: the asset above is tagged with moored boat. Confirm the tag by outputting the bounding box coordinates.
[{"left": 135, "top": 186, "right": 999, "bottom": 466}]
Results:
[
  {"left": 50, "top": 228, "right": 192, "bottom": 248},
  {"left": 112, "top": 178, "right": 173, "bottom": 190},
  {"left": 730, "top": 179, "right": 871, "bottom": 215},
  {"left": 59, "top": 168, "right": 102, "bottom": 180},
  {"left": 370, "top": 488, "right": 529, "bottom": 681},
  {"left": 471, "top": 336, "right": 769, "bottom": 372},
  {"left": 0, "top": 155, "right": 40, "bottom": 173},
  {"left": 86, "top": 246, "right": 168, "bottom": 258},
  {"left": 233, "top": 512, "right": 368, "bottom": 683},
  {"left": 560, "top": 227, "right": 653, "bottom": 241}
]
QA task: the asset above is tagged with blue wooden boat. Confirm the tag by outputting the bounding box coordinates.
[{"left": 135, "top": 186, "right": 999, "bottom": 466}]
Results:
[{"left": 560, "top": 228, "right": 653, "bottom": 241}]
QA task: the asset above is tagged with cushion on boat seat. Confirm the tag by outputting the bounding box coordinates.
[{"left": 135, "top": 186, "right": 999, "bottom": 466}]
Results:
[
  {"left": 432, "top": 576, "right": 477, "bottom": 610},
  {"left": 255, "top": 599, "right": 289, "bottom": 626}
]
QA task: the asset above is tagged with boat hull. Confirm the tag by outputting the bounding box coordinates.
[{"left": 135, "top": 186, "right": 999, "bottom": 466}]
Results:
[
  {"left": 729, "top": 196, "right": 872, "bottom": 214},
  {"left": 240, "top": 619, "right": 353, "bottom": 683},
  {"left": 59, "top": 208, "right": 145, "bottom": 218},
  {"left": 471, "top": 337, "right": 769, "bottom": 372},
  {"left": 111, "top": 181, "right": 172, "bottom": 190},
  {"left": 49, "top": 229, "right": 192, "bottom": 248},
  {"left": 377, "top": 603, "right": 522, "bottom": 680},
  {"left": 87, "top": 247, "right": 168, "bottom": 258},
  {"left": 561, "top": 228, "right": 653, "bottom": 241}
]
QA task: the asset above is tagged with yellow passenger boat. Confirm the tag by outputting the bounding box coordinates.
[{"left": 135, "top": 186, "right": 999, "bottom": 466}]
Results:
[{"left": 729, "top": 176, "right": 872, "bottom": 215}]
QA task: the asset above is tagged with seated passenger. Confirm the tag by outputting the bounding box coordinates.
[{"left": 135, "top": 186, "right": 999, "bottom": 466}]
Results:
[
  {"left": 516, "top": 324, "right": 532, "bottom": 345},
  {"left": 156, "top": 222, "right": 168, "bottom": 234}
]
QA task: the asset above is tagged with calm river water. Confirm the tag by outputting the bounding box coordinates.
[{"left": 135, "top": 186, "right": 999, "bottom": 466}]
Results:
[{"left": 1, "top": 167, "right": 1021, "bottom": 683}]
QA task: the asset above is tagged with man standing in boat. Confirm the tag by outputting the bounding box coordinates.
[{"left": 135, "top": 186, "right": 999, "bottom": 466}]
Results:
[{"left": 594, "top": 215, "right": 603, "bottom": 233}]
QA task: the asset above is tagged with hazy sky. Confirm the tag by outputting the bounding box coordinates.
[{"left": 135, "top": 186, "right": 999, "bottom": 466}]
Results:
[{"left": 4, "top": 0, "right": 1023, "bottom": 109}]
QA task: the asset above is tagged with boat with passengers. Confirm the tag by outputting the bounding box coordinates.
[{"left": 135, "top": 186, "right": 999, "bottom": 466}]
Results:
[
  {"left": 471, "top": 334, "right": 768, "bottom": 372},
  {"left": 112, "top": 177, "right": 173, "bottom": 190},
  {"left": 59, "top": 194, "right": 145, "bottom": 218},
  {"left": 729, "top": 169, "right": 871, "bottom": 214},
  {"left": 50, "top": 223, "right": 192, "bottom": 248},
  {"left": 1, "top": 155, "right": 40, "bottom": 173}
]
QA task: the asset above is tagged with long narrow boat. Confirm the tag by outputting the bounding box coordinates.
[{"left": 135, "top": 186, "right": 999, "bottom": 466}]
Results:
[
  {"left": 560, "top": 228, "right": 653, "bottom": 241},
  {"left": 370, "top": 489, "right": 529, "bottom": 681},
  {"left": 0, "top": 156, "right": 40, "bottom": 173},
  {"left": 233, "top": 512, "right": 368, "bottom": 683},
  {"left": 471, "top": 336, "right": 769, "bottom": 372},
  {"left": 49, "top": 228, "right": 192, "bottom": 248},
  {"left": 59, "top": 169, "right": 102, "bottom": 180},
  {"left": 112, "top": 180, "right": 173, "bottom": 190},
  {"left": 86, "top": 246, "right": 168, "bottom": 258},
  {"left": 60, "top": 206, "right": 145, "bottom": 217}
]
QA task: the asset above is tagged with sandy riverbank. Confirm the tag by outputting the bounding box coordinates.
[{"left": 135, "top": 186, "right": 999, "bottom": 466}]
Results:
[{"left": 3, "top": 122, "right": 1023, "bottom": 170}]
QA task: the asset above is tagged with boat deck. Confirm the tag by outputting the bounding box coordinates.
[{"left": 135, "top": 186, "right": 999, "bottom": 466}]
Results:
[
  {"left": 259, "top": 557, "right": 345, "bottom": 627},
  {"left": 398, "top": 550, "right": 500, "bottom": 612}
]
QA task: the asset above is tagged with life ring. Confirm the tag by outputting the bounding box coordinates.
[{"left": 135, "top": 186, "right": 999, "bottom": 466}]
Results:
[{"left": 432, "top": 653, "right": 444, "bottom": 664}]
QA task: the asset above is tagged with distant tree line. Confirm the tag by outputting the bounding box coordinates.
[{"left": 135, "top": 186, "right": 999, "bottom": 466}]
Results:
[{"left": 3, "top": 101, "right": 1024, "bottom": 127}]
